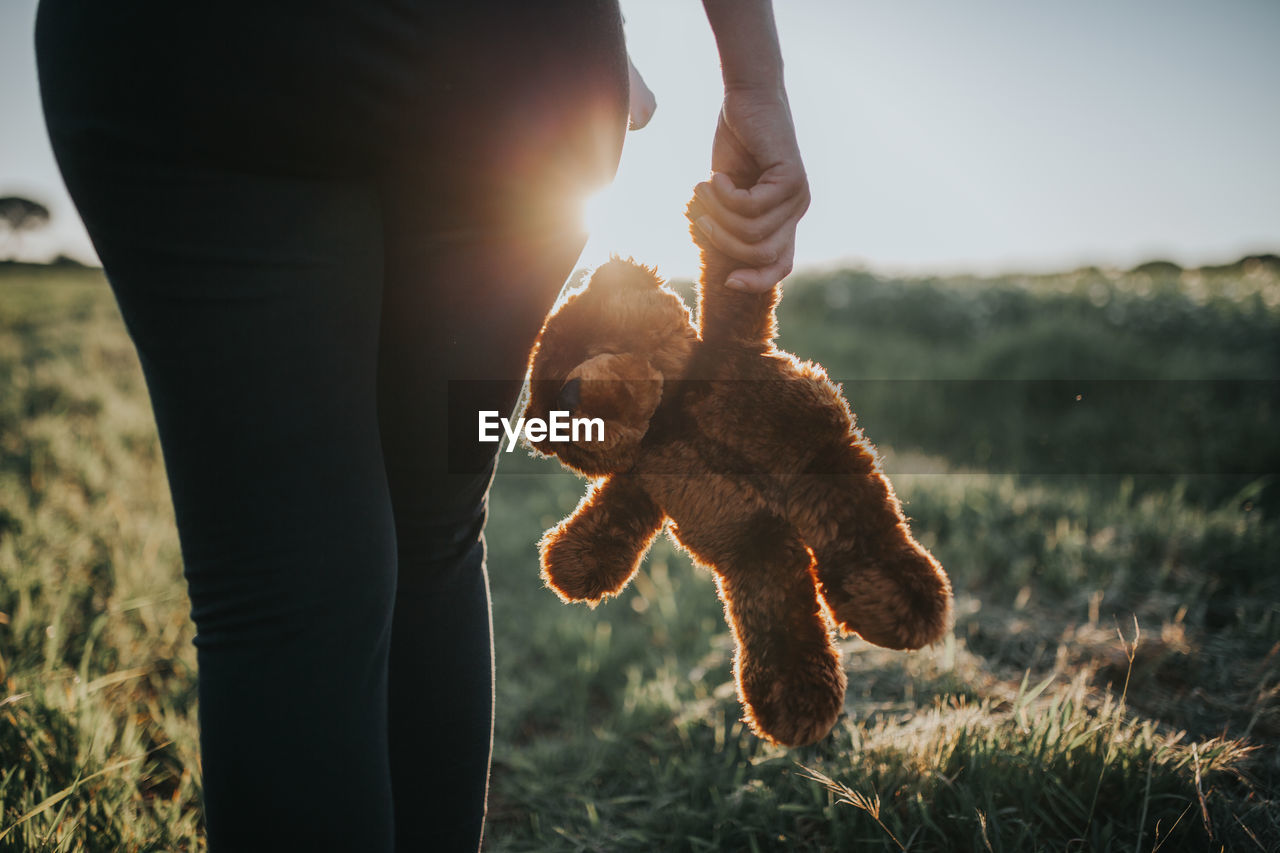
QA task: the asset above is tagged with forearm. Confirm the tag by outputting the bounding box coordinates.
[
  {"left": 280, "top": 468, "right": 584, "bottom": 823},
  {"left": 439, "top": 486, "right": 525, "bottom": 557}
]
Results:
[
  {"left": 694, "top": 0, "right": 809, "bottom": 291},
  {"left": 701, "top": 0, "right": 785, "bottom": 94}
]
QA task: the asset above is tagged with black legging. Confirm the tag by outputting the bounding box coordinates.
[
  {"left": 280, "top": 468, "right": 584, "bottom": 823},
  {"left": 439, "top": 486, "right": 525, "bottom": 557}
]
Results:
[{"left": 35, "top": 2, "right": 628, "bottom": 849}]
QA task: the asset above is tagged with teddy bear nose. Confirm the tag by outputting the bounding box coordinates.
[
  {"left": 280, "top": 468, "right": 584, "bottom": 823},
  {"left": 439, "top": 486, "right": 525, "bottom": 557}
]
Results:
[{"left": 558, "top": 377, "right": 582, "bottom": 411}]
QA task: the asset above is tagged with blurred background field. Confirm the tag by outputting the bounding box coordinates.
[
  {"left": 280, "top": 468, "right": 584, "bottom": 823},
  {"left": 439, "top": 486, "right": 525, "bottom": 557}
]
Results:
[{"left": 0, "top": 258, "right": 1276, "bottom": 850}]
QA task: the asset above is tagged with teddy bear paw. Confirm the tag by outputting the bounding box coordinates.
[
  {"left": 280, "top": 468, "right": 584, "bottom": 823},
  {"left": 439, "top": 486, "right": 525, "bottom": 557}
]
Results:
[
  {"left": 738, "top": 650, "right": 847, "bottom": 747},
  {"left": 825, "top": 544, "right": 953, "bottom": 650},
  {"left": 539, "top": 533, "right": 642, "bottom": 605}
]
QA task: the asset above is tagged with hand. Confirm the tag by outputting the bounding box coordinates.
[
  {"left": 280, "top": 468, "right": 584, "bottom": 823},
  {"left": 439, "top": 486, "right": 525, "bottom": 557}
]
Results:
[
  {"left": 627, "top": 56, "right": 656, "bottom": 131},
  {"left": 690, "top": 88, "right": 810, "bottom": 291}
]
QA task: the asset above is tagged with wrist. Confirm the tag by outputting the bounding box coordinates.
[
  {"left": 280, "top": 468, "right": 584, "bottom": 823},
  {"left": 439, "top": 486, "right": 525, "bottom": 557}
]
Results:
[
  {"left": 727, "top": 77, "right": 783, "bottom": 104},
  {"left": 723, "top": 80, "right": 788, "bottom": 107}
]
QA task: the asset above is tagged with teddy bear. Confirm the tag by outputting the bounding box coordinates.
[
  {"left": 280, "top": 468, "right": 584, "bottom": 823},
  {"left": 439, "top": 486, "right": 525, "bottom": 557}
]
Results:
[{"left": 521, "top": 217, "right": 953, "bottom": 747}]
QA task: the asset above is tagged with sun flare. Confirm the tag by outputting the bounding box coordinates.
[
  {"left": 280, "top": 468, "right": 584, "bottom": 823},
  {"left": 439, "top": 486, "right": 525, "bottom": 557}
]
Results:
[
  {"left": 578, "top": 170, "right": 704, "bottom": 283},
  {"left": 580, "top": 182, "right": 629, "bottom": 264},
  {"left": 580, "top": 184, "right": 613, "bottom": 242}
]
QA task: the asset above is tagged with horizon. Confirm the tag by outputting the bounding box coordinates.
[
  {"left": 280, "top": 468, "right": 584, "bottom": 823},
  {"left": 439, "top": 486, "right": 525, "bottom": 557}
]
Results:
[{"left": 7, "top": 248, "right": 1276, "bottom": 285}]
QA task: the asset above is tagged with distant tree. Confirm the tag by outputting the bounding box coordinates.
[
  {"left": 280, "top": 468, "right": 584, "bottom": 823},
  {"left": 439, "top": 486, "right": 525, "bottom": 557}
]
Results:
[
  {"left": 0, "top": 195, "right": 52, "bottom": 260},
  {"left": 50, "top": 253, "right": 88, "bottom": 269},
  {"left": 1130, "top": 260, "right": 1182, "bottom": 278}
]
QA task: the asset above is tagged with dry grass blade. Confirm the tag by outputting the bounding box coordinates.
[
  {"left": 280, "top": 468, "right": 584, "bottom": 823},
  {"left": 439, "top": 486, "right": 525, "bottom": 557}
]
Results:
[
  {"left": 1084, "top": 615, "right": 1141, "bottom": 837},
  {"left": 976, "top": 808, "right": 995, "bottom": 853},
  {"left": 1150, "top": 803, "right": 1194, "bottom": 853},
  {"left": 1231, "top": 811, "right": 1268, "bottom": 852},
  {"left": 1190, "top": 742, "right": 1213, "bottom": 841},
  {"left": 797, "top": 764, "right": 907, "bottom": 852}
]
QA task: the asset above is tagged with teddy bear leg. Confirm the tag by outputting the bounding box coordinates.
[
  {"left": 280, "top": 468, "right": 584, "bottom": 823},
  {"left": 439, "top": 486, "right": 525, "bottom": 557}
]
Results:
[
  {"left": 813, "top": 531, "right": 952, "bottom": 651},
  {"left": 790, "top": 445, "right": 952, "bottom": 650},
  {"left": 539, "top": 475, "right": 666, "bottom": 605},
  {"left": 678, "top": 513, "right": 846, "bottom": 746}
]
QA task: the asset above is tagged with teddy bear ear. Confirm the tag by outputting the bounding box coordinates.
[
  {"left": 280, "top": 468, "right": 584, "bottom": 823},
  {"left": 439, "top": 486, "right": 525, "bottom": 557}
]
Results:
[{"left": 592, "top": 255, "right": 663, "bottom": 291}]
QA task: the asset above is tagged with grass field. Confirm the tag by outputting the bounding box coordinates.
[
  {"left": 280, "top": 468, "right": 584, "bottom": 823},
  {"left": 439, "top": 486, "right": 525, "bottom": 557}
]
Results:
[{"left": 1, "top": 258, "right": 1277, "bottom": 850}]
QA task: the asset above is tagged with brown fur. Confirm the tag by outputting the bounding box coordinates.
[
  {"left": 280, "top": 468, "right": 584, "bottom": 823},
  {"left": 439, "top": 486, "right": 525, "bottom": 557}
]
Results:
[{"left": 523, "top": 227, "right": 953, "bottom": 747}]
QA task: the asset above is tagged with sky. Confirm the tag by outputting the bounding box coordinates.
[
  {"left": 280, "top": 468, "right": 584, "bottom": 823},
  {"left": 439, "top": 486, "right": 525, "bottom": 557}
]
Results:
[{"left": 2, "top": 0, "right": 1278, "bottom": 279}]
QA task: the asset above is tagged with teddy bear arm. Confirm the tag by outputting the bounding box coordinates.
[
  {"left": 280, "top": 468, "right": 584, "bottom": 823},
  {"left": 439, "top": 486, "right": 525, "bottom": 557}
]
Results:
[
  {"left": 539, "top": 475, "right": 666, "bottom": 605},
  {"left": 699, "top": 285, "right": 781, "bottom": 346}
]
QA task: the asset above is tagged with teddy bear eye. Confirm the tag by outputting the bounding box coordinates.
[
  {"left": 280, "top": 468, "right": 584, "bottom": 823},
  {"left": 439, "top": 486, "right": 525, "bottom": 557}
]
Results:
[{"left": 557, "top": 377, "right": 582, "bottom": 411}]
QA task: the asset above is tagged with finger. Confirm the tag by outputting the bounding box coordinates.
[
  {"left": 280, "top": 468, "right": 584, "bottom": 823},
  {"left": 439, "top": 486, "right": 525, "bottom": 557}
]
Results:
[
  {"left": 711, "top": 170, "right": 808, "bottom": 219},
  {"left": 690, "top": 213, "right": 793, "bottom": 270},
  {"left": 724, "top": 251, "right": 795, "bottom": 293},
  {"left": 694, "top": 181, "right": 802, "bottom": 246}
]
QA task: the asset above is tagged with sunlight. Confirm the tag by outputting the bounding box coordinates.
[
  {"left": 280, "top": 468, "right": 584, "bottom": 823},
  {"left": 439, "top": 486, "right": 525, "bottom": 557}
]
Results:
[
  {"left": 578, "top": 167, "right": 704, "bottom": 283},
  {"left": 580, "top": 182, "right": 628, "bottom": 268},
  {"left": 581, "top": 183, "right": 612, "bottom": 242}
]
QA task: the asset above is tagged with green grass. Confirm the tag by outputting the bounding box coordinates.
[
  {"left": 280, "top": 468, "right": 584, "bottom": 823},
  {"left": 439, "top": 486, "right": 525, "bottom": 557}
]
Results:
[
  {"left": 0, "top": 266, "right": 200, "bottom": 850},
  {"left": 2, "top": 259, "right": 1277, "bottom": 850}
]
